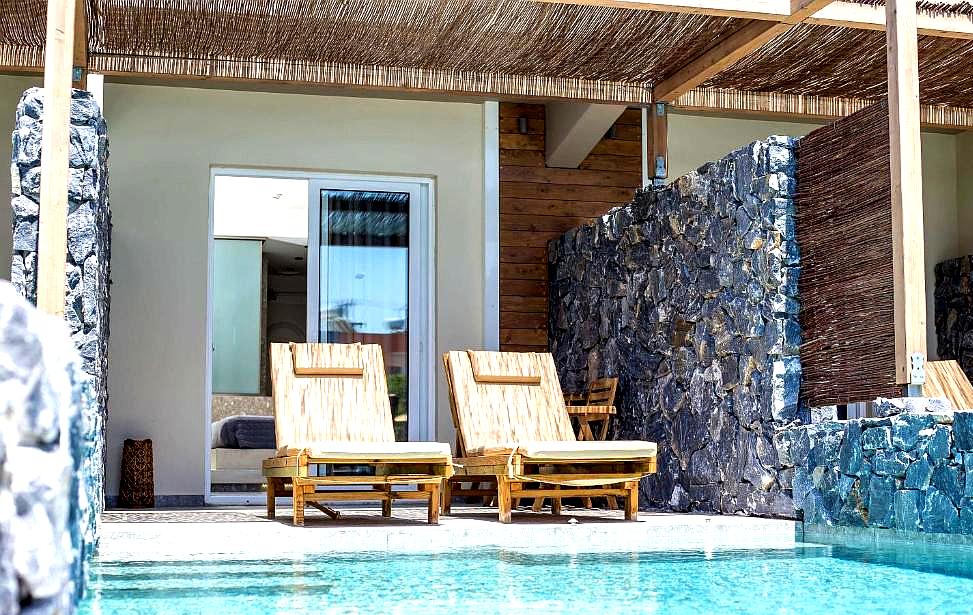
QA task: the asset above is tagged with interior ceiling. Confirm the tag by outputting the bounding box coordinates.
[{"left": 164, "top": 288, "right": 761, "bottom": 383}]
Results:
[{"left": 2, "top": 0, "right": 973, "bottom": 106}]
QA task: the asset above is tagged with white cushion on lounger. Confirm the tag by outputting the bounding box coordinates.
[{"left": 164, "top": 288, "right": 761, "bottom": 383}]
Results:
[
  {"left": 512, "top": 440, "right": 657, "bottom": 461},
  {"left": 279, "top": 441, "right": 452, "bottom": 461}
]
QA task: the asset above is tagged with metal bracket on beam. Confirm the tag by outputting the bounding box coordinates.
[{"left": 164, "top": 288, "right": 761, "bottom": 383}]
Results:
[
  {"left": 906, "top": 352, "right": 926, "bottom": 397},
  {"left": 72, "top": 66, "right": 84, "bottom": 83}
]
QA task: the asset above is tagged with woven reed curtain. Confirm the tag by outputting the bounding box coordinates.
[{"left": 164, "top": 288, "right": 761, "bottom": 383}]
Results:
[{"left": 795, "top": 101, "right": 901, "bottom": 406}]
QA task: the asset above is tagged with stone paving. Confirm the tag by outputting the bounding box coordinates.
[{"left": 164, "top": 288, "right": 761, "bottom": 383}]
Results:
[{"left": 97, "top": 504, "right": 800, "bottom": 562}]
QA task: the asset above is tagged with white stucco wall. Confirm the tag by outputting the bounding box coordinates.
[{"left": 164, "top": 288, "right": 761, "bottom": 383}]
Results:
[
  {"left": 103, "top": 83, "right": 485, "bottom": 497},
  {"left": 669, "top": 112, "right": 962, "bottom": 361},
  {"left": 0, "top": 75, "right": 42, "bottom": 280},
  {"left": 956, "top": 131, "right": 973, "bottom": 257}
]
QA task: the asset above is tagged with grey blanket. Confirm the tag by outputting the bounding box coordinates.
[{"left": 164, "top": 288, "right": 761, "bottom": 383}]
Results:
[{"left": 212, "top": 415, "right": 276, "bottom": 449}]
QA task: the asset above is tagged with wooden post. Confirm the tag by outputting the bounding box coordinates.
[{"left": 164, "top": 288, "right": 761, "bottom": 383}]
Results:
[
  {"left": 36, "top": 0, "right": 78, "bottom": 316},
  {"left": 647, "top": 102, "right": 669, "bottom": 186},
  {"left": 72, "top": 0, "right": 88, "bottom": 89},
  {"left": 886, "top": 0, "right": 927, "bottom": 390}
]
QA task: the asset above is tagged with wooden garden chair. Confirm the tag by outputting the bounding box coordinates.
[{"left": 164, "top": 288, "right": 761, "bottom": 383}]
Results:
[
  {"left": 442, "top": 350, "right": 657, "bottom": 523},
  {"left": 262, "top": 342, "right": 453, "bottom": 526}
]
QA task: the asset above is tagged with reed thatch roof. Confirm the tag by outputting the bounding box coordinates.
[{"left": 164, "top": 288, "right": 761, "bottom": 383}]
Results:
[{"left": 2, "top": 0, "right": 973, "bottom": 120}]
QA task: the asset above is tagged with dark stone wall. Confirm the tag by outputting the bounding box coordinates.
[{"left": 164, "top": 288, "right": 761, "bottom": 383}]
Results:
[
  {"left": 549, "top": 138, "right": 801, "bottom": 516},
  {"left": 935, "top": 255, "right": 973, "bottom": 383},
  {"left": 9, "top": 87, "right": 111, "bottom": 444},
  {"left": 789, "top": 398, "right": 973, "bottom": 534}
]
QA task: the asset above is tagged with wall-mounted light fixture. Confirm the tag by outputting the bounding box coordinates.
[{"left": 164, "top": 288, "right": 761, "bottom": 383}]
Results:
[{"left": 518, "top": 116, "right": 529, "bottom": 134}]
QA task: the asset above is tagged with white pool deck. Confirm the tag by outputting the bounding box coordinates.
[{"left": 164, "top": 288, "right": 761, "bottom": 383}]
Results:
[{"left": 98, "top": 504, "right": 803, "bottom": 562}]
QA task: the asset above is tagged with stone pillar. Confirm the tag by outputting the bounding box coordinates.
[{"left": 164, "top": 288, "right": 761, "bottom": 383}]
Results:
[
  {"left": 8, "top": 87, "right": 108, "bottom": 606},
  {"left": 935, "top": 255, "right": 973, "bottom": 383}
]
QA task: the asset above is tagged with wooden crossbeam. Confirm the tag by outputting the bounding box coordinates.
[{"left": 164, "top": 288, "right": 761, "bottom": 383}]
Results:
[
  {"left": 36, "top": 0, "right": 78, "bottom": 316},
  {"left": 535, "top": 1, "right": 973, "bottom": 39},
  {"left": 652, "top": 0, "right": 835, "bottom": 102},
  {"left": 653, "top": 20, "right": 789, "bottom": 102},
  {"left": 886, "top": 0, "right": 927, "bottom": 387}
]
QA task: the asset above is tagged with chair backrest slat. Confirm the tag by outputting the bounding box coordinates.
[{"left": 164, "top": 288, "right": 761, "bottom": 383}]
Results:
[
  {"left": 271, "top": 343, "right": 394, "bottom": 446},
  {"left": 586, "top": 377, "right": 618, "bottom": 406},
  {"left": 443, "top": 350, "right": 575, "bottom": 455}
]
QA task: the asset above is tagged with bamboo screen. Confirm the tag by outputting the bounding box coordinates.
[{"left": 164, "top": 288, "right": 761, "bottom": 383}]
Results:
[{"left": 795, "top": 101, "right": 901, "bottom": 406}]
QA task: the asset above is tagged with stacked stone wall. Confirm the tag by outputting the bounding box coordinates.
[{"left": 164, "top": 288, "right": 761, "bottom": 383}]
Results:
[
  {"left": 10, "top": 88, "right": 111, "bottom": 429},
  {"left": 788, "top": 398, "right": 973, "bottom": 534},
  {"left": 549, "top": 138, "right": 801, "bottom": 516}
]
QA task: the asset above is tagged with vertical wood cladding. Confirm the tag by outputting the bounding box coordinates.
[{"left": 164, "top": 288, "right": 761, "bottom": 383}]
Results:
[
  {"left": 795, "top": 101, "right": 901, "bottom": 406},
  {"left": 499, "top": 103, "right": 642, "bottom": 352}
]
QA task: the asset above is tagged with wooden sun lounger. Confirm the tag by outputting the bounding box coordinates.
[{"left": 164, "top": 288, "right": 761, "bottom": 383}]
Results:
[
  {"left": 442, "top": 350, "right": 657, "bottom": 523},
  {"left": 262, "top": 342, "right": 453, "bottom": 526}
]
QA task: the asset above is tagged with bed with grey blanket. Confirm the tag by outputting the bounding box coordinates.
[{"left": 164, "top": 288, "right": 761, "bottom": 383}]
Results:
[{"left": 211, "top": 415, "right": 276, "bottom": 449}]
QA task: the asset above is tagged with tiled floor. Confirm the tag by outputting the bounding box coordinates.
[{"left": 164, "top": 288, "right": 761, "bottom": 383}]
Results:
[{"left": 98, "top": 503, "right": 801, "bottom": 562}]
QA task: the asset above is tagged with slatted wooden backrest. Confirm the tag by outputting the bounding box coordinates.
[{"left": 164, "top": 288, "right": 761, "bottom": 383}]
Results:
[
  {"left": 443, "top": 350, "right": 575, "bottom": 455},
  {"left": 586, "top": 377, "right": 618, "bottom": 406},
  {"left": 270, "top": 342, "right": 394, "bottom": 446},
  {"left": 924, "top": 360, "right": 973, "bottom": 411}
]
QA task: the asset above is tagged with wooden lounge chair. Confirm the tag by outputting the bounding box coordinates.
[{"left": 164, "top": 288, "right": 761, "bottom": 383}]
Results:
[
  {"left": 262, "top": 342, "right": 453, "bottom": 526},
  {"left": 442, "top": 350, "right": 657, "bottom": 523}
]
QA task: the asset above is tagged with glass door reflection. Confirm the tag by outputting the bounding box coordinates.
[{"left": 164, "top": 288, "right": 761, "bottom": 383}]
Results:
[{"left": 317, "top": 189, "right": 409, "bottom": 441}]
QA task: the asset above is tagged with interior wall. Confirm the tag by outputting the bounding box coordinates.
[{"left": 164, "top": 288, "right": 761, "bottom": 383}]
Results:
[
  {"left": 670, "top": 111, "right": 960, "bottom": 362},
  {"left": 104, "top": 83, "right": 484, "bottom": 498},
  {"left": 956, "top": 131, "right": 973, "bottom": 257},
  {"left": 0, "top": 74, "right": 42, "bottom": 281}
]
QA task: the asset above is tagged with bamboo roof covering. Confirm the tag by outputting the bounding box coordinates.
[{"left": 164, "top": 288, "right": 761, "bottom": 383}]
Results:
[
  {"left": 3, "top": 0, "right": 973, "bottom": 118},
  {"left": 701, "top": 22, "right": 973, "bottom": 107}
]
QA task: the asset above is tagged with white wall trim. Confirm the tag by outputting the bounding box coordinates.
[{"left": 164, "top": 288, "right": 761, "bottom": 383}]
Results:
[{"left": 482, "top": 101, "right": 500, "bottom": 350}]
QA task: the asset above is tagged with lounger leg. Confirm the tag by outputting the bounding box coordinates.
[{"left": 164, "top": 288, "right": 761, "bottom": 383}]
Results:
[
  {"left": 625, "top": 481, "right": 640, "bottom": 521},
  {"left": 266, "top": 477, "right": 277, "bottom": 519},
  {"left": 293, "top": 480, "right": 306, "bottom": 527},
  {"left": 551, "top": 485, "right": 562, "bottom": 516},
  {"left": 497, "top": 476, "right": 512, "bottom": 524},
  {"left": 427, "top": 482, "right": 441, "bottom": 525},
  {"left": 442, "top": 479, "right": 452, "bottom": 515},
  {"left": 532, "top": 496, "right": 545, "bottom": 512},
  {"left": 379, "top": 484, "right": 392, "bottom": 517}
]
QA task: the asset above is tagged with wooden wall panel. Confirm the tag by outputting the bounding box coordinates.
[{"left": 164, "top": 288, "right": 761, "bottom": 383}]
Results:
[{"left": 499, "top": 103, "right": 642, "bottom": 352}]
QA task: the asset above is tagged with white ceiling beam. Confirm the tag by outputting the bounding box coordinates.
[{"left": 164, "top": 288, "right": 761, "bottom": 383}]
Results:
[
  {"left": 531, "top": 0, "right": 973, "bottom": 39},
  {"left": 809, "top": 1, "right": 973, "bottom": 39},
  {"left": 545, "top": 103, "right": 627, "bottom": 169}
]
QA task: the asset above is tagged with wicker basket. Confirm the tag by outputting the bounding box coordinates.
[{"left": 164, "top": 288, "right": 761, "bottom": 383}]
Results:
[{"left": 118, "top": 438, "right": 154, "bottom": 508}]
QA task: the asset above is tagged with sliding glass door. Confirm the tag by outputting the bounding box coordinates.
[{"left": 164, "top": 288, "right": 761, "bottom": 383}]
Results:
[{"left": 307, "top": 179, "right": 431, "bottom": 442}]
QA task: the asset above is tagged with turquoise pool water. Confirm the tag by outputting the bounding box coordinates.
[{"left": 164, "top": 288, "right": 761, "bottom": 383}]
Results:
[{"left": 80, "top": 542, "right": 973, "bottom": 614}]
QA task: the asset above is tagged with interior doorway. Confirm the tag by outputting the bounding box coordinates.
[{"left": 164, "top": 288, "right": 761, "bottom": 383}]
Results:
[{"left": 205, "top": 169, "right": 435, "bottom": 504}]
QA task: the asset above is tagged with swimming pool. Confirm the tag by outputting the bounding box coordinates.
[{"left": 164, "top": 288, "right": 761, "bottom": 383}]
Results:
[{"left": 79, "top": 541, "right": 973, "bottom": 614}]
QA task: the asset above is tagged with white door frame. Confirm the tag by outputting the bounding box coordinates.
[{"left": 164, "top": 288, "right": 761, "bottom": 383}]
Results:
[
  {"left": 204, "top": 167, "right": 437, "bottom": 505},
  {"left": 306, "top": 176, "right": 435, "bottom": 443}
]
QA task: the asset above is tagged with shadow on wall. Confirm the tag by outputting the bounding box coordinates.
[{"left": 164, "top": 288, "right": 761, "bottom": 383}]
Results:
[{"left": 549, "top": 137, "right": 801, "bottom": 517}]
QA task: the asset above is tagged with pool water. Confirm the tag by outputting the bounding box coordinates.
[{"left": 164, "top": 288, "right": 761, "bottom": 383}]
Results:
[{"left": 79, "top": 542, "right": 973, "bottom": 614}]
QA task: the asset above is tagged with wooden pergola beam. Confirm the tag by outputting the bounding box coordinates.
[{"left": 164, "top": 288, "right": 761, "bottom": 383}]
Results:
[
  {"left": 72, "top": 0, "right": 88, "bottom": 88},
  {"left": 652, "top": 0, "right": 835, "bottom": 102},
  {"left": 534, "top": 0, "right": 973, "bottom": 40},
  {"left": 886, "top": 0, "right": 927, "bottom": 388},
  {"left": 36, "top": 0, "right": 78, "bottom": 316},
  {"left": 809, "top": 1, "right": 973, "bottom": 40},
  {"left": 652, "top": 20, "right": 789, "bottom": 102}
]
